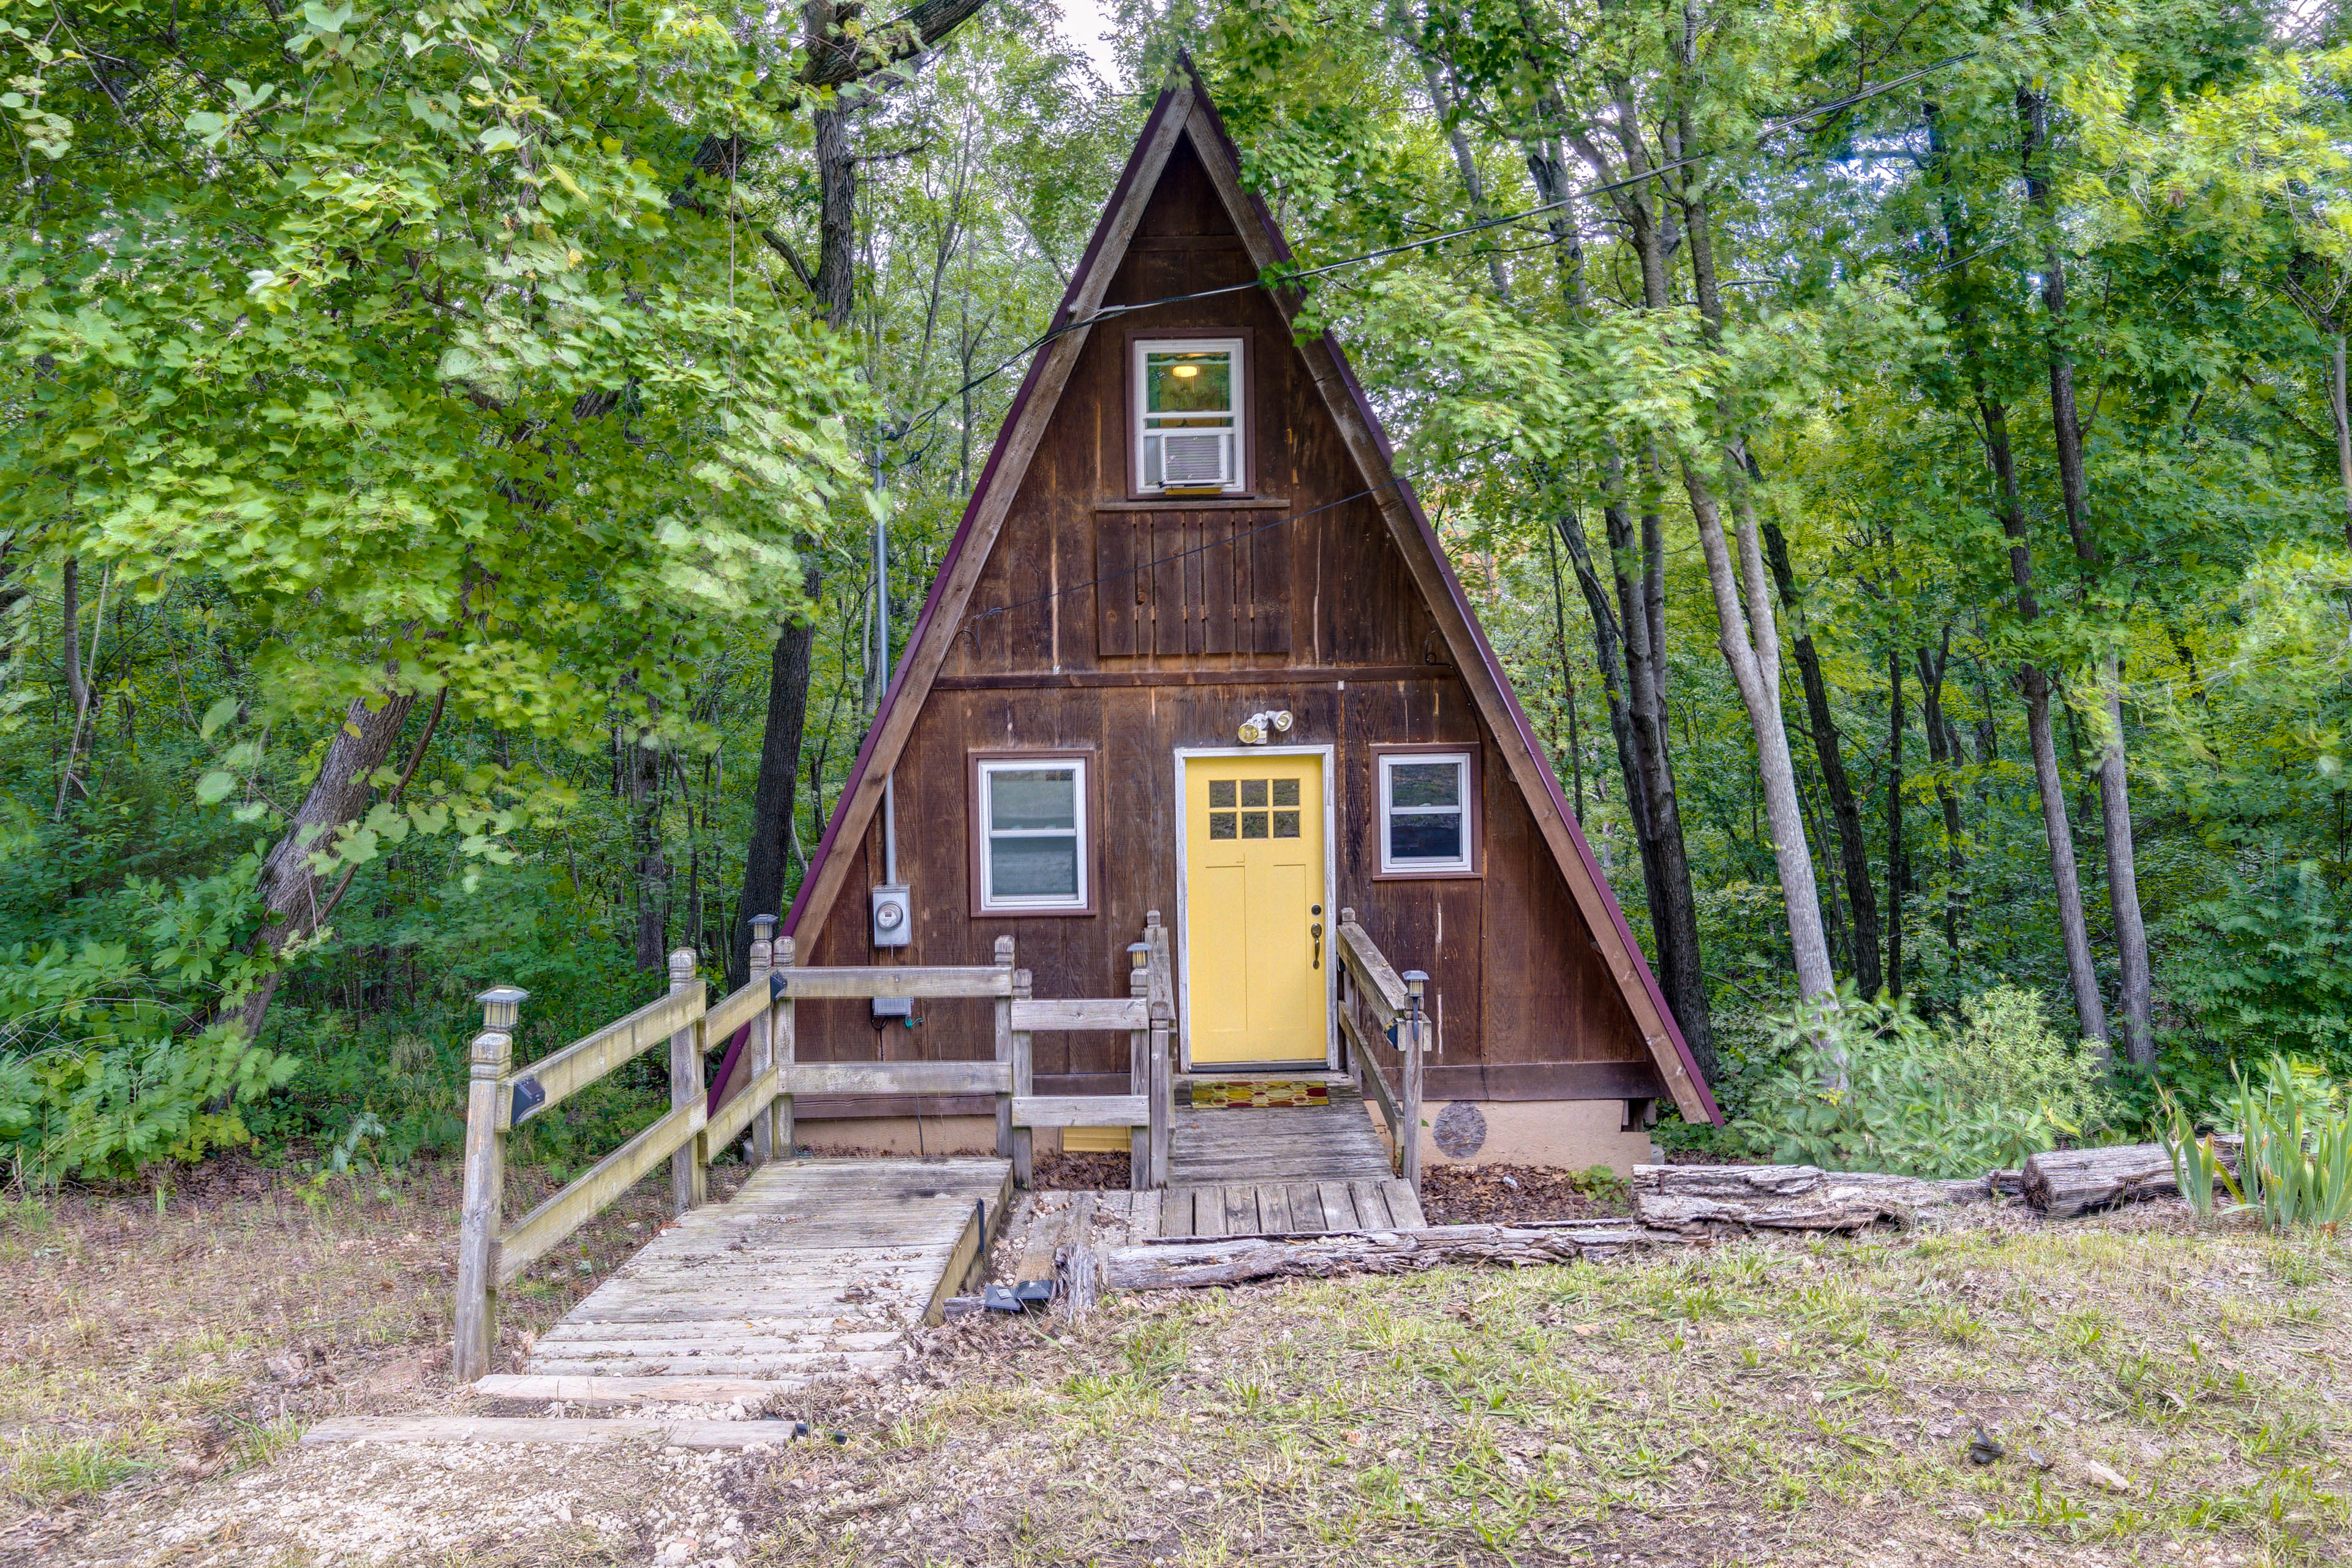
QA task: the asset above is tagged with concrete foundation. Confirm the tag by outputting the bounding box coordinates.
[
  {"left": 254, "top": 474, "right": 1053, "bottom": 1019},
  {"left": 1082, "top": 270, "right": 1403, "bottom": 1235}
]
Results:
[{"left": 1365, "top": 1096, "right": 1656, "bottom": 1175}]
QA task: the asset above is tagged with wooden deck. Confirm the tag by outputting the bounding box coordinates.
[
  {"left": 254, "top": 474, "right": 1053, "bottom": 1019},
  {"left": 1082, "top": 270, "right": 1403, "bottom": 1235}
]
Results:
[
  {"left": 1159, "top": 1094, "right": 1423, "bottom": 1237},
  {"left": 477, "top": 1157, "right": 1008, "bottom": 1404}
]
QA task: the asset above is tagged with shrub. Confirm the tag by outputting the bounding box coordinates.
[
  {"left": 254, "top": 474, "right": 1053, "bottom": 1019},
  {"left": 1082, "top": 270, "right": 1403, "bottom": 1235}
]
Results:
[
  {"left": 1730, "top": 983, "right": 2120, "bottom": 1179},
  {"left": 0, "top": 853, "right": 299, "bottom": 1180}
]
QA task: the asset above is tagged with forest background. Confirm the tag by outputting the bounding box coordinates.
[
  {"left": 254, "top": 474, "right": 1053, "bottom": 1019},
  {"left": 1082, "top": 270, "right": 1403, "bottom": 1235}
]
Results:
[{"left": 6, "top": 0, "right": 2352, "bottom": 1184}]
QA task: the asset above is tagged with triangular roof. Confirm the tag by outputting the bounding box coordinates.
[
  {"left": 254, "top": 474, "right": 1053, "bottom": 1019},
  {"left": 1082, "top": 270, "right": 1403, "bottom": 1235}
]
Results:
[{"left": 783, "top": 57, "right": 1721, "bottom": 1124}]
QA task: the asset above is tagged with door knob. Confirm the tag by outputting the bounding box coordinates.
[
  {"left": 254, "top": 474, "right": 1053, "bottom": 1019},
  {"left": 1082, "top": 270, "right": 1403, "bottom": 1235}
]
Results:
[{"left": 1311, "top": 921, "right": 1323, "bottom": 968}]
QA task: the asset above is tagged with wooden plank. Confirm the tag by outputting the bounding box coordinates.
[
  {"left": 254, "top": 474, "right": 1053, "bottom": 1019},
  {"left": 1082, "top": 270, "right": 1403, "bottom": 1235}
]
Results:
[
  {"left": 527, "top": 1352, "right": 903, "bottom": 1377},
  {"left": 1335, "top": 923, "right": 1407, "bottom": 1022},
  {"left": 1202, "top": 514, "right": 1237, "bottom": 654},
  {"left": 1349, "top": 1178, "right": 1393, "bottom": 1231},
  {"left": 1288, "top": 1183, "right": 1325, "bottom": 1233},
  {"left": 505, "top": 988, "right": 703, "bottom": 1127},
  {"left": 1318, "top": 1180, "right": 1357, "bottom": 1231},
  {"left": 923, "top": 1166, "right": 1011, "bottom": 1325},
  {"left": 1157, "top": 1188, "right": 1193, "bottom": 1238},
  {"left": 472, "top": 1375, "right": 810, "bottom": 1406},
  {"left": 1125, "top": 1191, "right": 1161, "bottom": 1247},
  {"left": 704, "top": 1064, "right": 778, "bottom": 1153},
  {"left": 304, "top": 1417, "right": 816, "bottom": 1450},
  {"left": 1097, "top": 513, "right": 1139, "bottom": 655},
  {"left": 1256, "top": 1185, "right": 1293, "bottom": 1234},
  {"left": 1153, "top": 511, "right": 1186, "bottom": 657},
  {"left": 703, "top": 979, "right": 768, "bottom": 1044},
  {"left": 529, "top": 1332, "right": 905, "bottom": 1358},
  {"left": 1189, "top": 1189, "right": 1224, "bottom": 1239},
  {"left": 1251, "top": 500, "right": 1291, "bottom": 652},
  {"left": 1012, "top": 1095, "right": 1149, "bottom": 1128},
  {"left": 497, "top": 1100, "right": 705, "bottom": 1284},
  {"left": 1010, "top": 997, "right": 1148, "bottom": 1032},
  {"left": 1383, "top": 1178, "right": 1428, "bottom": 1229},
  {"left": 775, "top": 1061, "right": 1011, "bottom": 1097},
  {"left": 1223, "top": 1185, "right": 1259, "bottom": 1237},
  {"left": 778, "top": 967, "right": 1013, "bottom": 1000}
]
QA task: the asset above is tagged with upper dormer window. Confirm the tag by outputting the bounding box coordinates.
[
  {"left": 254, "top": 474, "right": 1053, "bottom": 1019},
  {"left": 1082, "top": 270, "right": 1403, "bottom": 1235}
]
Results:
[{"left": 1134, "top": 337, "right": 1245, "bottom": 494}]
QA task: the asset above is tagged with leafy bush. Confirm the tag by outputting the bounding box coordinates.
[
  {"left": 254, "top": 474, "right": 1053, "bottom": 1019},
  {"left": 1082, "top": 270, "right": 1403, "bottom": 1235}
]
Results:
[
  {"left": 2168, "top": 861, "right": 2352, "bottom": 1074},
  {"left": 0, "top": 853, "right": 299, "bottom": 1180},
  {"left": 1731, "top": 984, "right": 2120, "bottom": 1179}
]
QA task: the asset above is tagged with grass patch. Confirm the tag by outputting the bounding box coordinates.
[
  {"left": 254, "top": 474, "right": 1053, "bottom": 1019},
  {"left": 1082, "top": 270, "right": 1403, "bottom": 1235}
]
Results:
[
  {"left": 749, "top": 1208, "right": 2350, "bottom": 1566},
  {"left": 1, "top": 1431, "right": 147, "bottom": 1506}
]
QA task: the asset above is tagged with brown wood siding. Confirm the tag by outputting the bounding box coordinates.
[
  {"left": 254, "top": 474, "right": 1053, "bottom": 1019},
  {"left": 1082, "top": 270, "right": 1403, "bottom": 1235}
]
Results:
[{"left": 794, "top": 134, "right": 1659, "bottom": 1103}]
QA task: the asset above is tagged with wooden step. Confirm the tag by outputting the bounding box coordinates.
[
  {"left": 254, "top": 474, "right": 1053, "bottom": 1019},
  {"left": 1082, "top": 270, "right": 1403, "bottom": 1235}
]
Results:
[
  {"left": 473, "top": 1374, "right": 812, "bottom": 1406},
  {"left": 306, "top": 1415, "right": 804, "bottom": 1449}
]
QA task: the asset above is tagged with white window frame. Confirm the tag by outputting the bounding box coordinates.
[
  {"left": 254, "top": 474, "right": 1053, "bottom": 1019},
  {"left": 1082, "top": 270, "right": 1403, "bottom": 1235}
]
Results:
[
  {"left": 1133, "top": 336, "right": 1246, "bottom": 495},
  {"left": 1377, "top": 751, "right": 1474, "bottom": 875},
  {"left": 976, "top": 756, "right": 1090, "bottom": 912}
]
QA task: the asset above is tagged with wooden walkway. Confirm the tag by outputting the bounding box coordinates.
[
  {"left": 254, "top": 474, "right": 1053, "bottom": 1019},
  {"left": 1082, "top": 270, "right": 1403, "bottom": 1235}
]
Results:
[
  {"left": 475, "top": 1157, "right": 1008, "bottom": 1405},
  {"left": 1158, "top": 1095, "right": 1424, "bottom": 1237}
]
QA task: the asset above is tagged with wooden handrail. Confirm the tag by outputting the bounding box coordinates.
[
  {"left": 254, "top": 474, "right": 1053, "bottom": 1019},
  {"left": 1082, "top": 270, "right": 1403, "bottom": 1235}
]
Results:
[
  {"left": 1335, "top": 909, "right": 1425, "bottom": 1195},
  {"left": 451, "top": 929, "right": 1176, "bottom": 1384},
  {"left": 502, "top": 987, "right": 704, "bottom": 1128},
  {"left": 1335, "top": 919, "right": 1407, "bottom": 1025}
]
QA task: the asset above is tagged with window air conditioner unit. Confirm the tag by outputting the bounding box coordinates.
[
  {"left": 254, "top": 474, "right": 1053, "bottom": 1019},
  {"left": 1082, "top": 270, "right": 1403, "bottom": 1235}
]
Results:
[{"left": 1159, "top": 431, "right": 1230, "bottom": 489}]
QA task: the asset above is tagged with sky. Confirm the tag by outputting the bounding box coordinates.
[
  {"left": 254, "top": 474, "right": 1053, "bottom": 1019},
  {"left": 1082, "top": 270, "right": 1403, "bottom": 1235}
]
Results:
[{"left": 1053, "top": 0, "right": 1123, "bottom": 85}]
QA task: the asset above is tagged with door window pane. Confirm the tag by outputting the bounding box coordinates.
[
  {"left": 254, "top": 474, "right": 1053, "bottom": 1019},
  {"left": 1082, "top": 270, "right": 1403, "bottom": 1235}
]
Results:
[{"left": 1241, "top": 812, "right": 1269, "bottom": 839}]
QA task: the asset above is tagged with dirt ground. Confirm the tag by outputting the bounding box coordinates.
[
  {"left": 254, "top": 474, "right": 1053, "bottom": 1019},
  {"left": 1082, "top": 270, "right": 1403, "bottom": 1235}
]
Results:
[{"left": 4, "top": 1159, "right": 2347, "bottom": 1567}]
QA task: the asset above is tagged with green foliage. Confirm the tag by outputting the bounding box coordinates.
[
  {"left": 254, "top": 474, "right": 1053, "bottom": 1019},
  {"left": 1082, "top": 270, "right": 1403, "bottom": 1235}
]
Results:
[
  {"left": 0, "top": 847, "right": 298, "bottom": 1179},
  {"left": 2222, "top": 1054, "right": 2352, "bottom": 1231},
  {"left": 2156, "top": 1081, "right": 2230, "bottom": 1224},
  {"left": 1733, "top": 986, "right": 2119, "bottom": 1178},
  {"left": 2168, "top": 862, "right": 2352, "bottom": 1073}
]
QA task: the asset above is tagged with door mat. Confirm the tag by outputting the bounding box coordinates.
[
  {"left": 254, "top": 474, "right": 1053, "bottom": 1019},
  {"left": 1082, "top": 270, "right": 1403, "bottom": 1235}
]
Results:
[{"left": 1182, "top": 1080, "right": 1331, "bottom": 1109}]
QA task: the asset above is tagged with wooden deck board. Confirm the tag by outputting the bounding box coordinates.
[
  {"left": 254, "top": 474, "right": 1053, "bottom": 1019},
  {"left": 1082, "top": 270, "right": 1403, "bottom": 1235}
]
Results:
[
  {"left": 1150, "top": 1094, "right": 1414, "bottom": 1238},
  {"left": 510, "top": 1158, "right": 1008, "bottom": 1389}
]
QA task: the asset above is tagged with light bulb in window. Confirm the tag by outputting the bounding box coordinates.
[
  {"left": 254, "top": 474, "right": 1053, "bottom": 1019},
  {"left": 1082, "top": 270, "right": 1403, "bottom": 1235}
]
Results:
[{"left": 1171, "top": 364, "right": 1199, "bottom": 378}]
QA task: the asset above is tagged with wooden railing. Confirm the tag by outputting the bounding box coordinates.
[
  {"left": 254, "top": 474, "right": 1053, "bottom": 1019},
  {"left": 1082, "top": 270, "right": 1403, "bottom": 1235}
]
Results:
[
  {"left": 451, "top": 918, "right": 1175, "bottom": 1382},
  {"left": 1334, "top": 908, "right": 1428, "bottom": 1193}
]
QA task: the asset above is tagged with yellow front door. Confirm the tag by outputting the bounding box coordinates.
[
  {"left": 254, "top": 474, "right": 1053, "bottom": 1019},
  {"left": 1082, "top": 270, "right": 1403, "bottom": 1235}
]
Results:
[{"left": 1183, "top": 754, "right": 1329, "bottom": 1065}]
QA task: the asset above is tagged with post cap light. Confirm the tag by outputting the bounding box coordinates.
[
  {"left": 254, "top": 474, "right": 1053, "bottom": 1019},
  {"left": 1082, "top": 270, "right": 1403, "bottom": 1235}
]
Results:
[
  {"left": 476, "top": 986, "right": 529, "bottom": 1029},
  {"left": 1127, "top": 941, "right": 1152, "bottom": 970},
  {"left": 1401, "top": 970, "right": 1428, "bottom": 1002}
]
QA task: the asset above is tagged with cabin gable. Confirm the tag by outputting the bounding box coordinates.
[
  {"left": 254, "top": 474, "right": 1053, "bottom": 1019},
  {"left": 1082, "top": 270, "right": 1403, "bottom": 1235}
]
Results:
[{"left": 780, "top": 67, "right": 1720, "bottom": 1144}]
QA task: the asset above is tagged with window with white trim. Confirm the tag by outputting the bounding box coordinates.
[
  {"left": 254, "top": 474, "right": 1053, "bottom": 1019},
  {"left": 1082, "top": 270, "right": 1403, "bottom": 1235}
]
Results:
[
  {"left": 1134, "top": 337, "right": 1244, "bottom": 494},
  {"left": 977, "top": 758, "right": 1088, "bottom": 910},
  {"left": 1378, "top": 752, "right": 1472, "bottom": 873}
]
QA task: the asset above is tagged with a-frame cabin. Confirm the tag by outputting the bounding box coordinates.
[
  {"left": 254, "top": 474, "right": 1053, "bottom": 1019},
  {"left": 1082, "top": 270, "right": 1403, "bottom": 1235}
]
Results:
[{"left": 778, "top": 62, "right": 1721, "bottom": 1171}]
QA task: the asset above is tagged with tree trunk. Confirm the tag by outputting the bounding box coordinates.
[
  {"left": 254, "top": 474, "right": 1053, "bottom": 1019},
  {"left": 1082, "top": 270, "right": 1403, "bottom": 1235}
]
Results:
[
  {"left": 1098, "top": 1222, "right": 1677, "bottom": 1292},
  {"left": 1673, "top": 187, "right": 1834, "bottom": 1004},
  {"left": 626, "top": 714, "right": 668, "bottom": 974},
  {"left": 733, "top": 81, "right": 856, "bottom": 988},
  {"left": 1981, "top": 396, "right": 2110, "bottom": 1046},
  {"left": 734, "top": 578, "right": 820, "bottom": 988},
  {"left": 2022, "top": 1140, "right": 2239, "bottom": 1219},
  {"left": 1760, "top": 518, "right": 1880, "bottom": 994},
  {"left": 1917, "top": 638, "right": 1967, "bottom": 959},
  {"left": 2021, "top": 86, "right": 2150, "bottom": 1065},
  {"left": 232, "top": 684, "right": 420, "bottom": 1042},
  {"left": 1520, "top": 163, "right": 1715, "bottom": 1069},
  {"left": 1886, "top": 648, "right": 1905, "bottom": 1000},
  {"left": 1631, "top": 1163, "right": 1988, "bottom": 1234},
  {"left": 1542, "top": 522, "right": 1584, "bottom": 817}
]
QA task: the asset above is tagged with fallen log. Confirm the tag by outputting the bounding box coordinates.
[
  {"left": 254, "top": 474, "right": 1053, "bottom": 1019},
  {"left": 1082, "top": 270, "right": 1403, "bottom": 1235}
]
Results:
[
  {"left": 1096, "top": 1222, "right": 1681, "bottom": 1292},
  {"left": 2021, "top": 1139, "right": 2241, "bottom": 1219},
  {"left": 1630, "top": 1164, "right": 1989, "bottom": 1235}
]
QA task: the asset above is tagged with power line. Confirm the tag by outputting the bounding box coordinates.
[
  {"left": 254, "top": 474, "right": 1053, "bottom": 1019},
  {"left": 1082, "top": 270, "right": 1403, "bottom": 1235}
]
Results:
[{"left": 888, "top": 50, "right": 1983, "bottom": 448}]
